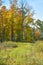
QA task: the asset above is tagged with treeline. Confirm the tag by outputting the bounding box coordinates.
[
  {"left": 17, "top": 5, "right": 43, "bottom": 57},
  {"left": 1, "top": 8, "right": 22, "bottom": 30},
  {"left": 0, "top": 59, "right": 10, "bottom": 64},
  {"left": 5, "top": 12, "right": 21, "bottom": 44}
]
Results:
[{"left": 0, "top": 0, "right": 43, "bottom": 42}]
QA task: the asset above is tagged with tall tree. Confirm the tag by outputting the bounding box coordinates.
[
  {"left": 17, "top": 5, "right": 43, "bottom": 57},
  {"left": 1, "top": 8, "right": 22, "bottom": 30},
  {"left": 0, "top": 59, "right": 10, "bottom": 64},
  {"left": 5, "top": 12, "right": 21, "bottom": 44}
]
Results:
[
  {"left": 9, "top": 0, "right": 18, "bottom": 41},
  {"left": 17, "top": 0, "right": 34, "bottom": 41},
  {"left": 0, "top": 0, "right": 34, "bottom": 42},
  {"left": 0, "top": 6, "right": 7, "bottom": 42}
]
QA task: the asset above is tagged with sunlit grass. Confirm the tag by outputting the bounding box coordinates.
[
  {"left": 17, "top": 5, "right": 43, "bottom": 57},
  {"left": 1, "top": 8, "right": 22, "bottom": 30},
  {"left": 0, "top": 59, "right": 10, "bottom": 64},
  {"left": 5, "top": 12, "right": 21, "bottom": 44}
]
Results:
[{"left": 0, "top": 41, "right": 43, "bottom": 65}]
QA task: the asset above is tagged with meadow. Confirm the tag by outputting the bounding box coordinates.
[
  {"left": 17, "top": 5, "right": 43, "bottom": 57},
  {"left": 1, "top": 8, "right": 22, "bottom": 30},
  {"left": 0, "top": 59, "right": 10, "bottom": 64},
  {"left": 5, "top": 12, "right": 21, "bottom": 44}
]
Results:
[
  {"left": 0, "top": 41, "right": 43, "bottom": 65},
  {"left": 0, "top": 0, "right": 43, "bottom": 65}
]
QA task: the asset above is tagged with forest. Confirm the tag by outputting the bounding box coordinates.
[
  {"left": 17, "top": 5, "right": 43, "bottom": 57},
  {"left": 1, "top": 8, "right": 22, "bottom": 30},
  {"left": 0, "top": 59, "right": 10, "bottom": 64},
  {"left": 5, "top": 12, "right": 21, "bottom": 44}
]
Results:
[
  {"left": 0, "top": 0, "right": 43, "bottom": 43},
  {"left": 0, "top": 0, "right": 43, "bottom": 65}
]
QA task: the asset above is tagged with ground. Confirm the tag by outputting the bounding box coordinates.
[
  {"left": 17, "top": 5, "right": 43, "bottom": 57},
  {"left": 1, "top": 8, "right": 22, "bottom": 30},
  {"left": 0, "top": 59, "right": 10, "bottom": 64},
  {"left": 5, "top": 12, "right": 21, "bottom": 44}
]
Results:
[{"left": 0, "top": 41, "right": 43, "bottom": 65}]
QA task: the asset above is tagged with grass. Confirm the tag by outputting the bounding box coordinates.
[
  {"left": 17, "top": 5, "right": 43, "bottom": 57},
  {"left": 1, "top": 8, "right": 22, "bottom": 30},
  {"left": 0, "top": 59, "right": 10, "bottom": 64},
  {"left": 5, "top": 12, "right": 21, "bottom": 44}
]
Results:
[{"left": 0, "top": 41, "right": 43, "bottom": 65}]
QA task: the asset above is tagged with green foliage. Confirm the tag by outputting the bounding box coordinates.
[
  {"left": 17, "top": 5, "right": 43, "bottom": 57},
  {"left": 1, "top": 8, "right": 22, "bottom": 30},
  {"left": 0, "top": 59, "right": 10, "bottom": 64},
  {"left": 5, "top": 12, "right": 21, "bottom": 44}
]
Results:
[{"left": 35, "top": 19, "right": 43, "bottom": 40}]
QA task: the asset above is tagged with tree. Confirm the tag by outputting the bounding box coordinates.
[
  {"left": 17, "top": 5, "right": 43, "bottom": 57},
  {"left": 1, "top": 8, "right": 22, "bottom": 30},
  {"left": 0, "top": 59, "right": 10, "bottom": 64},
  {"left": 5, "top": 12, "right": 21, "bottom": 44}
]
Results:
[
  {"left": 0, "top": 0, "right": 34, "bottom": 42},
  {"left": 16, "top": 0, "right": 34, "bottom": 42},
  {"left": 0, "top": 0, "right": 2, "bottom": 6},
  {"left": 9, "top": 0, "right": 18, "bottom": 41},
  {"left": 35, "top": 19, "right": 43, "bottom": 40},
  {"left": 0, "top": 6, "right": 7, "bottom": 42},
  {"left": 9, "top": 0, "right": 17, "bottom": 6}
]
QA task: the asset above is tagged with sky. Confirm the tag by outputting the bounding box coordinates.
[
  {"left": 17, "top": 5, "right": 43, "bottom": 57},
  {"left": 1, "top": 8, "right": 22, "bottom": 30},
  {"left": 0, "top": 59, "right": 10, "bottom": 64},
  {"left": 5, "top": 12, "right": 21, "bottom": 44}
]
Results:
[{"left": 1, "top": 0, "right": 43, "bottom": 20}]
